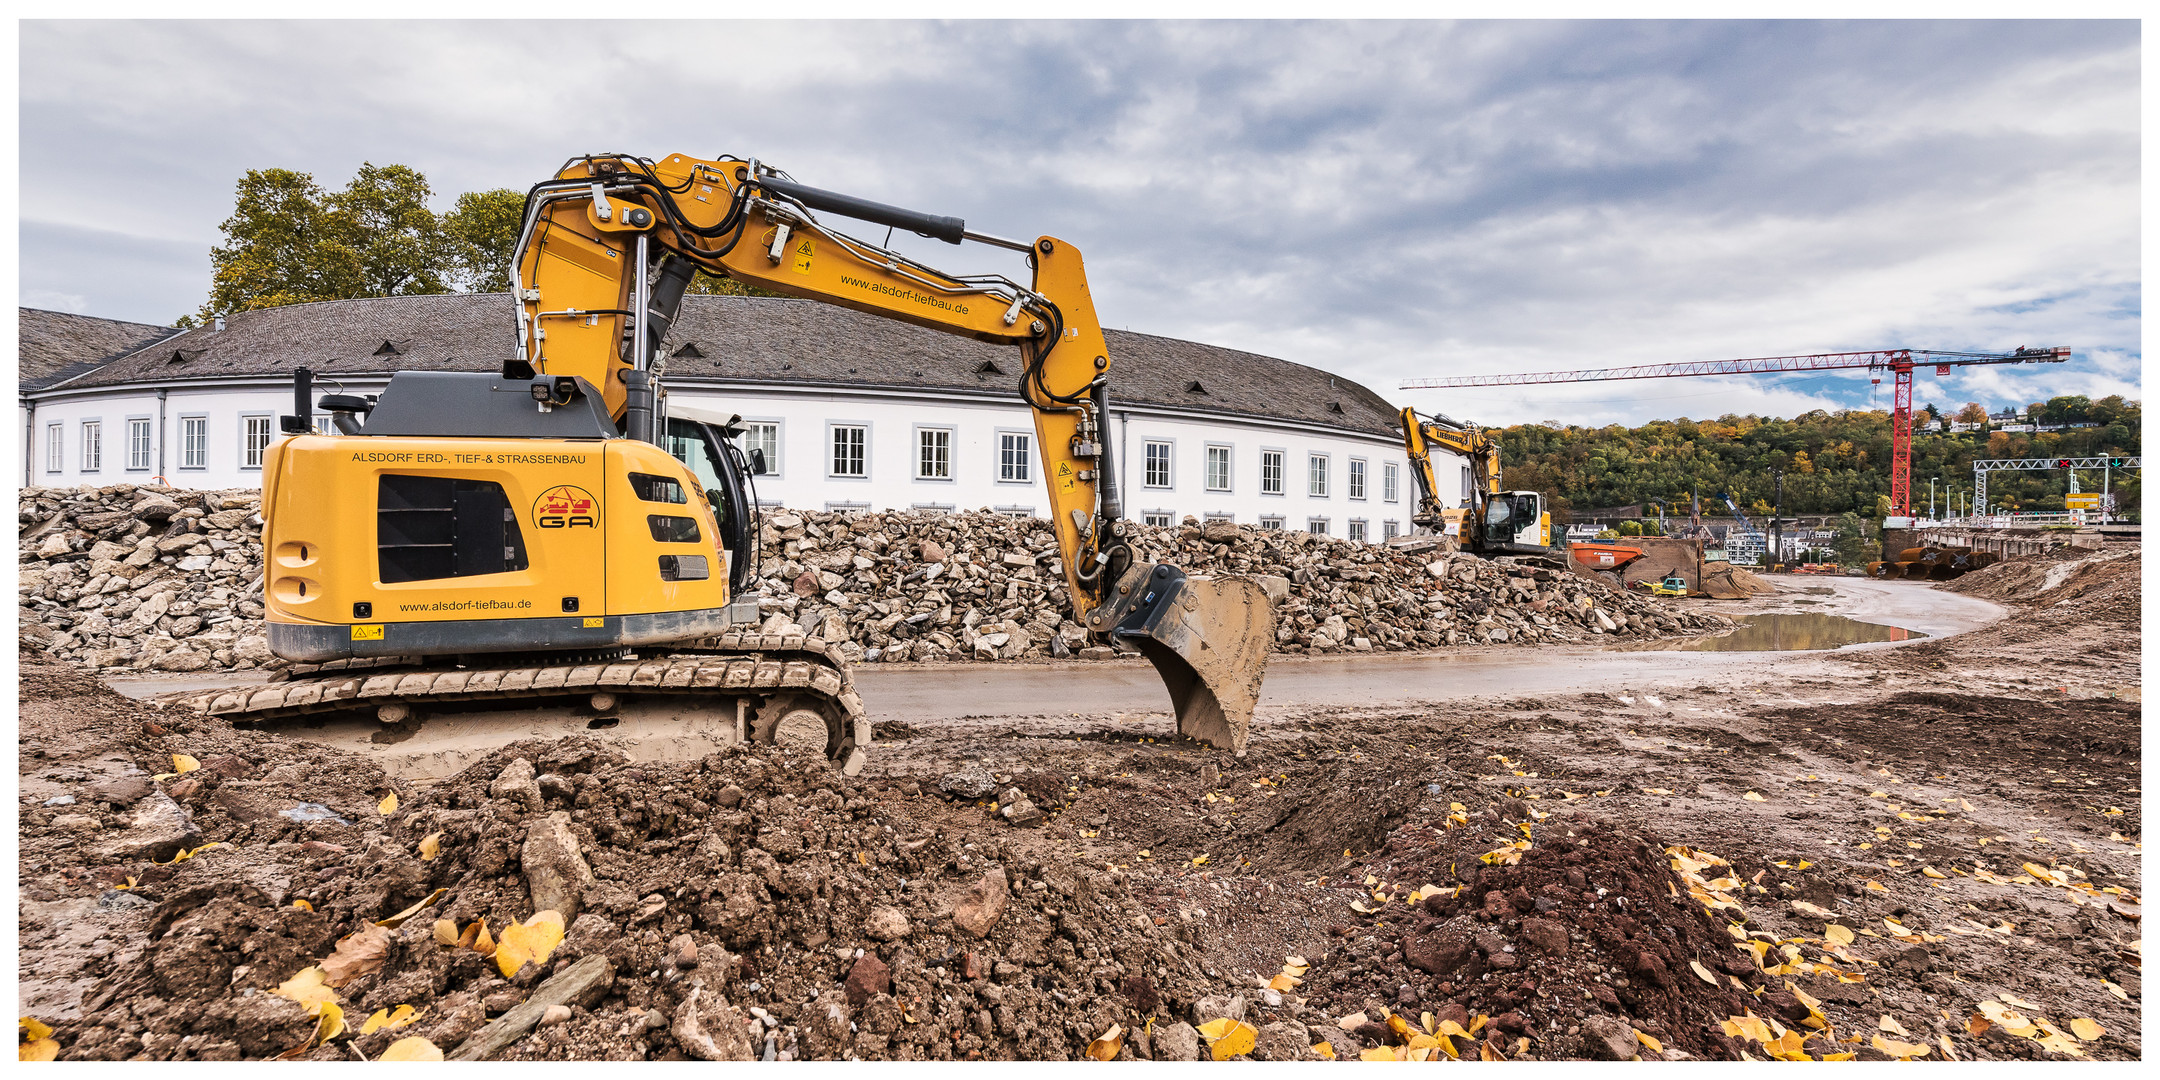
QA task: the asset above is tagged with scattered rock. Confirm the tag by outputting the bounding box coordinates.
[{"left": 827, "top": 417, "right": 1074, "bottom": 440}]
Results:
[{"left": 952, "top": 868, "right": 1009, "bottom": 938}]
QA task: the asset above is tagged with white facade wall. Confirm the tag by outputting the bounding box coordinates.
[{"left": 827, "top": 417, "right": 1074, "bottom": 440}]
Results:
[{"left": 24, "top": 378, "right": 1467, "bottom": 543}]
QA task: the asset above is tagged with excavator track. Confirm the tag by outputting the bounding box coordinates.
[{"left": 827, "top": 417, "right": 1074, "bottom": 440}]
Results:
[{"left": 157, "top": 631, "right": 872, "bottom": 775}]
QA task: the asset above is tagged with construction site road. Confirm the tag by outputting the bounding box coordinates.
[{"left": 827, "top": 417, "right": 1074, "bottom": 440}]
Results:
[{"left": 106, "top": 576, "right": 1998, "bottom": 718}]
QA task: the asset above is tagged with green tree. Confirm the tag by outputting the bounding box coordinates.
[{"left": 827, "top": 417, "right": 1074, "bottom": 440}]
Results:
[
  {"left": 194, "top": 163, "right": 450, "bottom": 322},
  {"left": 687, "top": 271, "right": 783, "bottom": 298},
  {"left": 441, "top": 188, "right": 526, "bottom": 293},
  {"left": 325, "top": 163, "right": 450, "bottom": 298},
  {"left": 1616, "top": 519, "right": 1643, "bottom": 537}
]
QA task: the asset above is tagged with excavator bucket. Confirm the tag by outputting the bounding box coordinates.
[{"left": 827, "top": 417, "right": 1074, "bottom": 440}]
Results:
[{"left": 1107, "top": 565, "right": 1276, "bottom": 755}]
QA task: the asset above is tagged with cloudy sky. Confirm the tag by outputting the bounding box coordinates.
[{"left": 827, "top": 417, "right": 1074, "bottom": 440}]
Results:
[{"left": 19, "top": 19, "right": 2140, "bottom": 426}]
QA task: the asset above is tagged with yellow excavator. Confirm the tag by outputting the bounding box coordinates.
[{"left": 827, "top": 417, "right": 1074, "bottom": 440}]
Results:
[
  {"left": 167, "top": 153, "right": 1275, "bottom": 767},
  {"left": 1398, "top": 407, "right": 1559, "bottom": 560}
]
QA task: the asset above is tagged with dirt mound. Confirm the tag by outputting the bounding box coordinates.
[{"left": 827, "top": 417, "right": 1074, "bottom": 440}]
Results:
[
  {"left": 41, "top": 700, "right": 1238, "bottom": 1061},
  {"left": 1297, "top": 814, "right": 1774, "bottom": 1060},
  {"left": 1945, "top": 546, "right": 2139, "bottom": 617}
]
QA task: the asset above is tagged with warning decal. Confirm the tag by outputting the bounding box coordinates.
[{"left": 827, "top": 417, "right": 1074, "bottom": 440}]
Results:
[{"left": 790, "top": 237, "right": 815, "bottom": 275}]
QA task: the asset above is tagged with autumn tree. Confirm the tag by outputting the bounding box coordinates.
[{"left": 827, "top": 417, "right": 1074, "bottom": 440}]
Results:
[{"left": 1955, "top": 402, "right": 1988, "bottom": 424}]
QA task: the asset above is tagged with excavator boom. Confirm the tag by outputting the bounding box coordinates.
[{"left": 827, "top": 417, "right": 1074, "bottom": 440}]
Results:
[{"left": 511, "top": 153, "right": 1273, "bottom": 752}]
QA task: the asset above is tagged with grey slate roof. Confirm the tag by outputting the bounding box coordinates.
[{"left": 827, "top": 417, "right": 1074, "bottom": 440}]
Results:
[
  {"left": 18, "top": 307, "right": 182, "bottom": 390},
  {"left": 40, "top": 293, "right": 1402, "bottom": 439}
]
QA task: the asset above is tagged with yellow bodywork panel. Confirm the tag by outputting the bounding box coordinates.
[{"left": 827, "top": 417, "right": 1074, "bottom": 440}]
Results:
[{"left": 261, "top": 433, "right": 726, "bottom": 631}]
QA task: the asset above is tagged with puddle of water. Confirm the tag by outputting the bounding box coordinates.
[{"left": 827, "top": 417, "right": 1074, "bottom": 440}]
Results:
[{"left": 1614, "top": 613, "right": 1925, "bottom": 652}]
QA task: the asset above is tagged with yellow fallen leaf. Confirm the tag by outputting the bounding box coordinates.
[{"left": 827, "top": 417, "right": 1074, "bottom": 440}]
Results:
[
  {"left": 433, "top": 919, "right": 460, "bottom": 947},
  {"left": 1267, "top": 974, "right": 1298, "bottom": 992},
  {"left": 1191, "top": 854, "right": 1209, "bottom": 867},
  {"left": 495, "top": 910, "right": 567, "bottom": 978},
  {"left": 1922, "top": 866, "right": 1947, "bottom": 879},
  {"left": 1085, "top": 1023, "right": 1124, "bottom": 1061},
  {"left": 270, "top": 966, "right": 339, "bottom": 1013},
  {"left": 1359, "top": 1046, "right": 1401, "bottom": 1062},
  {"left": 1336, "top": 1012, "right": 1369, "bottom": 1031},
  {"left": 1744, "top": 791, "right": 1766, "bottom": 802},
  {"left": 293, "top": 899, "right": 314, "bottom": 912},
  {"left": 1644, "top": 788, "right": 1673, "bottom": 795},
  {"left": 1863, "top": 880, "right": 1888, "bottom": 893},
  {"left": 1879, "top": 1015, "right": 1910, "bottom": 1036},
  {"left": 2102, "top": 981, "right": 2127, "bottom": 1001},
  {"left": 378, "top": 792, "right": 398, "bottom": 816},
  {"left": 1635, "top": 1029, "right": 1664, "bottom": 1052},
  {"left": 1938, "top": 1034, "right": 1957, "bottom": 1060},
  {"left": 1792, "top": 900, "right": 1833, "bottom": 917},
  {"left": 172, "top": 754, "right": 201, "bottom": 774},
  {"left": 376, "top": 887, "right": 449, "bottom": 929},
  {"left": 379, "top": 1037, "right": 444, "bottom": 1061},
  {"left": 20, "top": 1038, "right": 59, "bottom": 1062},
  {"left": 418, "top": 832, "right": 442, "bottom": 862},
  {"left": 1690, "top": 960, "right": 1717, "bottom": 985},
  {"left": 1825, "top": 924, "right": 1855, "bottom": 945},
  {"left": 2065, "top": 1017, "right": 2103, "bottom": 1041},
  {"left": 1197, "top": 1018, "right": 1257, "bottom": 1060},
  {"left": 1311, "top": 1042, "right": 1336, "bottom": 1060},
  {"left": 1871, "top": 1034, "right": 1930, "bottom": 1059},
  {"left": 314, "top": 1002, "right": 345, "bottom": 1043}
]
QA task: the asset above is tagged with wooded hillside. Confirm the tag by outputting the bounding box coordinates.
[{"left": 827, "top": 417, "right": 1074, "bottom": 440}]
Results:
[{"left": 1497, "top": 395, "right": 2141, "bottom": 519}]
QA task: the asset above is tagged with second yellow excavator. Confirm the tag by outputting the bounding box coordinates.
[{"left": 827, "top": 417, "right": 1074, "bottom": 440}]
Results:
[
  {"left": 168, "top": 153, "right": 1275, "bottom": 765},
  {"left": 1398, "top": 406, "right": 1560, "bottom": 561}
]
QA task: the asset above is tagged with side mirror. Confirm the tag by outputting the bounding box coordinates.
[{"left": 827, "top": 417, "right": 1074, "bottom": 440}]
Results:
[{"left": 749, "top": 448, "right": 769, "bottom": 476}]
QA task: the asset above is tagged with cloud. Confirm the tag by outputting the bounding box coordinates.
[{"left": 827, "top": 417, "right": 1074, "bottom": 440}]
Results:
[{"left": 20, "top": 19, "right": 2139, "bottom": 424}]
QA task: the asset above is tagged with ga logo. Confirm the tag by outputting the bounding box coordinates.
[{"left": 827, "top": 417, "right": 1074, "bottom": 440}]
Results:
[{"left": 534, "top": 485, "right": 598, "bottom": 529}]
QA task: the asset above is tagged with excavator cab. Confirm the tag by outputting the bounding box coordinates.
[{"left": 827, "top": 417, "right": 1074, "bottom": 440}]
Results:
[
  {"left": 659, "top": 405, "right": 760, "bottom": 597},
  {"left": 1481, "top": 491, "right": 1551, "bottom": 555}
]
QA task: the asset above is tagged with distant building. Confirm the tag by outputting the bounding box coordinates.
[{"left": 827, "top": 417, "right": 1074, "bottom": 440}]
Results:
[{"left": 19, "top": 296, "right": 1458, "bottom": 543}]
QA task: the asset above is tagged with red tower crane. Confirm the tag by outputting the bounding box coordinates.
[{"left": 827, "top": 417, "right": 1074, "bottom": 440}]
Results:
[{"left": 1400, "top": 346, "right": 2071, "bottom": 519}]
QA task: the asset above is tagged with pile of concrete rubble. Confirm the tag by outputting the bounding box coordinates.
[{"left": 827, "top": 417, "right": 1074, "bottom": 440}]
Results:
[{"left": 19, "top": 486, "right": 1730, "bottom": 674}]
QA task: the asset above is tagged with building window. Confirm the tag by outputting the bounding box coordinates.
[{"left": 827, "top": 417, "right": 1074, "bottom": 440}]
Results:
[
  {"left": 181, "top": 416, "right": 208, "bottom": 470},
  {"left": 242, "top": 414, "right": 273, "bottom": 469},
  {"left": 1383, "top": 520, "right": 1400, "bottom": 540},
  {"left": 45, "top": 423, "right": 62, "bottom": 473},
  {"left": 1204, "top": 445, "right": 1232, "bottom": 492},
  {"left": 993, "top": 505, "right": 1035, "bottom": 518},
  {"left": 1349, "top": 519, "right": 1368, "bottom": 542},
  {"left": 1306, "top": 517, "right": 1329, "bottom": 536},
  {"left": 126, "top": 418, "right": 153, "bottom": 471},
  {"left": 829, "top": 424, "right": 867, "bottom": 478},
  {"left": 1383, "top": 462, "right": 1400, "bottom": 503},
  {"left": 1260, "top": 449, "right": 1284, "bottom": 495},
  {"left": 1143, "top": 440, "right": 1173, "bottom": 488},
  {"left": 1142, "top": 510, "right": 1173, "bottom": 527},
  {"left": 910, "top": 502, "right": 955, "bottom": 513},
  {"left": 915, "top": 427, "right": 953, "bottom": 480},
  {"left": 736, "top": 421, "right": 780, "bottom": 477},
  {"left": 1259, "top": 516, "right": 1285, "bottom": 530},
  {"left": 997, "top": 431, "right": 1032, "bottom": 482},
  {"left": 1308, "top": 453, "right": 1329, "bottom": 497},
  {"left": 81, "top": 421, "right": 103, "bottom": 472},
  {"left": 1348, "top": 458, "right": 1367, "bottom": 500},
  {"left": 1204, "top": 511, "right": 1234, "bottom": 523},
  {"left": 824, "top": 500, "right": 870, "bottom": 513}
]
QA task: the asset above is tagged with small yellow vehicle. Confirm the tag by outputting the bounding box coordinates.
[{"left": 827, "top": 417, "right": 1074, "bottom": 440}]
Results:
[{"left": 1637, "top": 575, "right": 1689, "bottom": 598}]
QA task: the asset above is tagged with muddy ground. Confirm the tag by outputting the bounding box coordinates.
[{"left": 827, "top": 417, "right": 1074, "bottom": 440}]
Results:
[{"left": 17, "top": 547, "right": 2141, "bottom": 1060}]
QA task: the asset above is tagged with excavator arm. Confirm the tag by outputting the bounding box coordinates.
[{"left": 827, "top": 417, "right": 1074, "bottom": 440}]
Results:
[
  {"left": 512, "top": 153, "right": 1272, "bottom": 752},
  {"left": 1399, "top": 406, "right": 1500, "bottom": 529}
]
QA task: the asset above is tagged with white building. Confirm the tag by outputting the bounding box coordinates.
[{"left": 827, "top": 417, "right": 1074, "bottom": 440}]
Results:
[{"left": 21, "top": 296, "right": 1468, "bottom": 543}]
